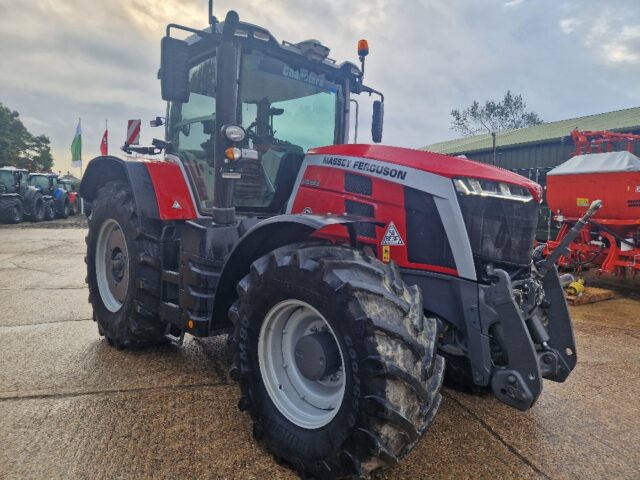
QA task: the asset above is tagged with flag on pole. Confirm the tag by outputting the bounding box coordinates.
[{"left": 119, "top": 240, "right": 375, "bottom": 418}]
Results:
[
  {"left": 71, "top": 119, "right": 82, "bottom": 168},
  {"left": 100, "top": 121, "right": 108, "bottom": 156}
]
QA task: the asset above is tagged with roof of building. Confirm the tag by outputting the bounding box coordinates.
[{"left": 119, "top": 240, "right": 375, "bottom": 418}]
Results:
[{"left": 423, "top": 106, "right": 640, "bottom": 155}]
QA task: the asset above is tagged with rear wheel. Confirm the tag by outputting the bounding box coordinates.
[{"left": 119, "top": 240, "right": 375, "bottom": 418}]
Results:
[
  {"left": 0, "top": 197, "right": 23, "bottom": 224},
  {"left": 70, "top": 197, "right": 79, "bottom": 215},
  {"left": 230, "top": 243, "right": 444, "bottom": 479},
  {"left": 56, "top": 195, "right": 70, "bottom": 219},
  {"left": 86, "top": 180, "right": 166, "bottom": 347}
]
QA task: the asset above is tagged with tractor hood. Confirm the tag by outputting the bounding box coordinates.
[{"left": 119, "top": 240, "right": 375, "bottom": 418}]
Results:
[{"left": 309, "top": 144, "right": 542, "bottom": 202}]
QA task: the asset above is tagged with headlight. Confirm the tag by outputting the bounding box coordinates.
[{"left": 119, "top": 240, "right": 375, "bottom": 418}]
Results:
[
  {"left": 453, "top": 177, "right": 534, "bottom": 202},
  {"left": 221, "top": 124, "right": 246, "bottom": 143}
]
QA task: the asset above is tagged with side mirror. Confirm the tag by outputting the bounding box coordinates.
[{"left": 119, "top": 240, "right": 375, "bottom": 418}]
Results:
[
  {"left": 160, "top": 36, "right": 190, "bottom": 103},
  {"left": 150, "top": 116, "right": 165, "bottom": 127},
  {"left": 372, "top": 100, "right": 384, "bottom": 143}
]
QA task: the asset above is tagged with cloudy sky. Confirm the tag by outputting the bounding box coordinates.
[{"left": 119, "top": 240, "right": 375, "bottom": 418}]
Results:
[{"left": 1, "top": 0, "right": 639, "bottom": 174}]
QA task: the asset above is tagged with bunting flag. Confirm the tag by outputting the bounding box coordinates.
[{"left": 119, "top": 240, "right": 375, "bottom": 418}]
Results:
[
  {"left": 100, "top": 125, "right": 108, "bottom": 156},
  {"left": 70, "top": 119, "right": 82, "bottom": 168}
]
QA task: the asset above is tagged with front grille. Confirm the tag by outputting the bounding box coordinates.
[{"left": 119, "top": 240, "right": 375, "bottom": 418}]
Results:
[
  {"left": 404, "top": 187, "right": 456, "bottom": 269},
  {"left": 458, "top": 195, "right": 538, "bottom": 268}
]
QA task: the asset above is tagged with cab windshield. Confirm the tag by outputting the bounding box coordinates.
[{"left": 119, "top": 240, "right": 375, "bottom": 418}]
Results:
[
  {"left": 0, "top": 171, "right": 14, "bottom": 188},
  {"left": 30, "top": 175, "right": 51, "bottom": 190},
  {"left": 167, "top": 49, "right": 344, "bottom": 213}
]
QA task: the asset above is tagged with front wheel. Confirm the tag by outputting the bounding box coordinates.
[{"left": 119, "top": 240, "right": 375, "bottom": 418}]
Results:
[
  {"left": 27, "top": 192, "right": 45, "bottom": 222},
  {"left": 43, "top": 199, "right": 55, "bottom": 221},
  {"left": 230, "top": 243, "right": 444, "bottom": 479}
]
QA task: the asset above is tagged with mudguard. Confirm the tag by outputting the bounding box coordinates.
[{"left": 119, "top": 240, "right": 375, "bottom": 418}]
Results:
[
  {"left": 80, "top": 156, "right": 198, "bottom": 220},
  {"left": 80, "top": 156, "right": 162, "bottom": 219},
  {"left": 208, "top": 213, "right": 380, "bottom": 331}
]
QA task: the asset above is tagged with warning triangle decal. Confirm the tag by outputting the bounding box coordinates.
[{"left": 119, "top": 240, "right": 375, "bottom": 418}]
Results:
[{"left": 381, "top": 222, "right": 404, "bottom": 246}]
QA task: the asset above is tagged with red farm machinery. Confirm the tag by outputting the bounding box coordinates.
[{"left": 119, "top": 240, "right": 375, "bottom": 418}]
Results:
[
  {"left": 545, "top": 130, "right": 640, "bottom": 279},
  {"left": 78, "top": 3, "right": 597, "bottom": 478}
]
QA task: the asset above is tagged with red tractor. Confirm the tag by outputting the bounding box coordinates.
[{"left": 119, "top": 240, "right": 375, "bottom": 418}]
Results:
[
  {"left": 80, "top": 5, "right": 594, "bottom": 478},
  {"left": 58, "top": 179, "right": 80, "bottom": 215}
]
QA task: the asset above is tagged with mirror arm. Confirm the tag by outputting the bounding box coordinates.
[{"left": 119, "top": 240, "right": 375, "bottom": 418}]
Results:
[{"left": 360, "top": 85, "right": 384, "bottom": 103}]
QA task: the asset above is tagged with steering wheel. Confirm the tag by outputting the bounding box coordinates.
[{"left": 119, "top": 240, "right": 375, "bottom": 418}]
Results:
[{"left": 246, "top": 121, "right": 274, "bottom": 141}]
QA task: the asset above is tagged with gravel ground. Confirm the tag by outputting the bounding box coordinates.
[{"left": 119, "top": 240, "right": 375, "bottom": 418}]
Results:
[
  {"left": 0, "top": 228, "right": 638, "bottom": 479},
  {"left": 0, "top": 215, "right": 88, "bottom": 229}
]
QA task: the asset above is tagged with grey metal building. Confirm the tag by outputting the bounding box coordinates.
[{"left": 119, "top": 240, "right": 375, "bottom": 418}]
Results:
[{"left": 423, "top": 107, "right": 640, "bottom": 170}]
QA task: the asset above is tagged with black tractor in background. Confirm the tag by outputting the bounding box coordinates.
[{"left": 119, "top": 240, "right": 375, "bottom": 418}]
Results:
[
  {"left": 0, "top": 167, "right": 46, "bottom": 224},
  {"left": 28, "top": 173, "right": 71, "bottom": 219}
]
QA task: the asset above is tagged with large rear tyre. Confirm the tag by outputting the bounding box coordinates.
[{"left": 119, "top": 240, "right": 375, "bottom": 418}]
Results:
[
  {"left": 69, "top": 197, "right": 79, "bottom": 216},
  {"left": 85, "top": 180, "right": 166, "bottom": 348},
  {"left": 230, "top": 243, "right": 444, "bottom": 479},
  {"left": 0, "top": 197, "right": 23, "bottom": 224}
]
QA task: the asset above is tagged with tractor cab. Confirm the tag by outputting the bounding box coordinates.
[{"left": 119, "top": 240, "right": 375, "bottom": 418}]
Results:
[
  {"left": 29, "top": 173, "right": 59, "bottom": 195},
  {"left": 59, "top": 179, "right": 73, "bottom": 192},
  {"left": 0, "top": 167, "right": 28, "bottom": 194},
  {"left": 159, "top": 13, "right": 383, "bottom": 222}
]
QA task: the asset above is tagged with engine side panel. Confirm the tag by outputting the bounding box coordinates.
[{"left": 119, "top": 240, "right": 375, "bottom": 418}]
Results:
[{"left": 287, "top": 153, "right": 476, "bottom": 280}]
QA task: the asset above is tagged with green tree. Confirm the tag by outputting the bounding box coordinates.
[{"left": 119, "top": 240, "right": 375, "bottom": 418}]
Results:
[
  {"left": 26, "top": 135, "right": 54, "bottom": 171},
  {"left": 450, "top": 90, "right": 543, "bottom": 137},
  {"left": 0, "top": 102, "right": 53, "bottom": 170}
]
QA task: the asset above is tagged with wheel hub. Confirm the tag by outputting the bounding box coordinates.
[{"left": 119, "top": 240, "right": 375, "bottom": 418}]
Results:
[
  {"left": 258, "top": 300, "right": 346, "bottom": 429},
  {"left": 111, "top": 250, "right": 126, "bottom": 281},
  {"left": 95, "top": 219, "right": 129, "bottom": 313},
  {"left": 294, "top": 332, "right": 342, "bottom": 381}
]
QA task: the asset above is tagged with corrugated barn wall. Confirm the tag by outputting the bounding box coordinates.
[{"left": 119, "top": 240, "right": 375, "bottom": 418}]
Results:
[{"left": 454, "top": 130, "right": 640, "bottom": 170}]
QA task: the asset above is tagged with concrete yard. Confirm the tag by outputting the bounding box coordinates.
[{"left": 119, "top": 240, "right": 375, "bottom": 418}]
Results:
[{"left": 1, "top": 228, "right": 638, "bottom": 479}]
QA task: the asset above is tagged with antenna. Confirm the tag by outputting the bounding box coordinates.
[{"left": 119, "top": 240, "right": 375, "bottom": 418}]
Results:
[{"left": 208, "top": 0, "right": 217, "bottom": 29}]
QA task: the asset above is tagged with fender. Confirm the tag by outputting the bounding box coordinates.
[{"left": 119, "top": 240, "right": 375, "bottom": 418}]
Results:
[
  {"left": 209, "top": 213, "right": 381, "bottom": 331},
  {"left": 53, "top": 189, "right": 68, "bottom": 212},
  {"left": 79, "top": 155, "right": 197, "bottom": 220}
]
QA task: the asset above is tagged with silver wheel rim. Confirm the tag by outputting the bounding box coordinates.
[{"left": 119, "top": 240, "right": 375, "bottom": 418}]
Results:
[
  {"left": 258, "top": 300, "right": 346, "bottom": 429},
  {"left": 95, "top": 219, "right": 129, "bottom": 313}
]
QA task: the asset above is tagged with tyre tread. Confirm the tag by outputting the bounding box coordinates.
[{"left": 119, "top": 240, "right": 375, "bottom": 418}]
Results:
[
  {"left": 230, "top": 242, "right": 443, "bottom": 479},
  {"left": 86, "top": 180, "right": 165, "bottom": 347}
]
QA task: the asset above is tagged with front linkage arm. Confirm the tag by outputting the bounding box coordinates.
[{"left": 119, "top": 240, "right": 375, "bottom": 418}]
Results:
[{"left": 477, "top": 200, "right": 603, "bottom": 411}]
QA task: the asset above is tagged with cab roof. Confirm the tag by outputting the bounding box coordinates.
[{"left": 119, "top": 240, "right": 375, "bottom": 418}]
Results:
[
  {"left": 0, "top": 166, "right": 28, "bottom": 172},
  {"left": 185, "top": 20, "right": 362, "bottom": 85}
]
